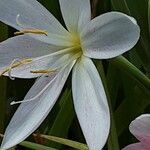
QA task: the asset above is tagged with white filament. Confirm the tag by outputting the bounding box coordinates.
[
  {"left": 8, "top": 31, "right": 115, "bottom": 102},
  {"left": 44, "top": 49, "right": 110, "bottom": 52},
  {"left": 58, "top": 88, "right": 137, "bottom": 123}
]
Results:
[
  {"left": 16, "top": 14, "right": 23, "bottom": 27},
  {"left": 8, "top": 59, "right": 22, "bottom": 80},
  {"left": 10, "top": 73, "right": 56, "bottom": 106}
]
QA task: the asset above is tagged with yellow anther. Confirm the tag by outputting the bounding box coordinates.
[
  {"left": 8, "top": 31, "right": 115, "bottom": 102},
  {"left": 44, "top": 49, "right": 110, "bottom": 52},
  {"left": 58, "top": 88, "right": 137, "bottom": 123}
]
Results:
[
  {"left": 14, "top": 29, "right": 48, "bottom": 36},
  {"left": 0, "top": 58, "right": 32, "bottom": 76},
  {"left": 30, "top": 69, "right": 56, "bottom": 74}
]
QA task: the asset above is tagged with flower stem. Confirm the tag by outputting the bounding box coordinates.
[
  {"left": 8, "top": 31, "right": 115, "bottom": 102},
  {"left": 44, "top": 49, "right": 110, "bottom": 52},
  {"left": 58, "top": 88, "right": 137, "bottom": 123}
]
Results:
[
  {"left": 95, "top": 61, "right": 120, "bottom": 150},
  {"left": 110, "top": 56, "right": 150, "bottom": 91},
  {"left": 0, "top": 77, "right": 7, "bottom": 133}
]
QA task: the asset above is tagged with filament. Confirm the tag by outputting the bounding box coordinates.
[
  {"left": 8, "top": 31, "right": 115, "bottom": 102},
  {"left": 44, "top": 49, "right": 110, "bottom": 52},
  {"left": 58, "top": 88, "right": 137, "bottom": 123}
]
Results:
[
  {"left": 16, "top": 14, "right": 48, "bottom": 36},
  {"left": 16, "top": 14, "right": 23, "bottom": 27},
  {"left": 14, "top": 29, "right": 48, "bottom": 36},
  {"left": 0, "top": 58, "right": 32, "bottom": 79},
  {"left": 10, "top": 73, "right": 57, "bottom": 105}
]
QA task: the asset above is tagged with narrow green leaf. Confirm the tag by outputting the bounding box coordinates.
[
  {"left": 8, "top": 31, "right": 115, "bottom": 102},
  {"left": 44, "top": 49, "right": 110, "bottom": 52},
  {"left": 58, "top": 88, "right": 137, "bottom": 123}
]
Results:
[
  {"left": 110, "top": 0, "right": 131, "bottom": 14},
  {"left": 0, "top": 23, "right": 8, "bottom": 134},
  {"left": 47, "top": 89, "right": 75, "bottom": 149},
  {"left": 0, "top": 77, "right": 7, "bottom": 133},
  {"left": 95, "top": 61, "right": 120, "bottom": 150},
  {"left": 20, "top": 141, "right": 57, "bottom": 150},
  {"left": 38, "top": 134, "right": 88, "bottom": 150},
  {"left": 115, "top": 85, "right": 150, "bottom": 136},
  {"left": 106, "top": 64, "right": 120, "bottom": 109},
  {"left": 148, "top": 0, "right": 150, "bottom": 33},
  {"left": 110, "top": 56, "right": 150, "bottom": 91}
]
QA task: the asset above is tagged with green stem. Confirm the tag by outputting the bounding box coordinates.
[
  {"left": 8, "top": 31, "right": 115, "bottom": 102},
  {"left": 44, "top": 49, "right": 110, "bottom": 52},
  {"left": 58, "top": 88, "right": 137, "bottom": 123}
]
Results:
[
  {"left": 110, "top": 56, "right": 150, "bottom": 91},
  {"left": 95, "top": 61, "right": 120, "bottom": 150},
  {"left": 0, "top": 77, "right": 7, "bottom": 133}
]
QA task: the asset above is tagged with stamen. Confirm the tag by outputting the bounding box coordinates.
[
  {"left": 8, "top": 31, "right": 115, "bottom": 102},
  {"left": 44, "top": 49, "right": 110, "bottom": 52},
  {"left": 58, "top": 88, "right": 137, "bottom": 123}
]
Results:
[
  {"left": 10, "top": 74, "right": 56, "bottom": 105},
  {"left": 14, "top": 29, "right": 48, "bottom": 36},
  {"left": 30, "top": 69, "right": 56, "bottom": 74},
  {"left": 7, "top": 59, "right": 20, "bottom": 80},
  {"left": 16, "top": 14, "right": 22, "bottom": 26},
  {"left": 0, "top": 58, "right": 32, "bottom": 79}
]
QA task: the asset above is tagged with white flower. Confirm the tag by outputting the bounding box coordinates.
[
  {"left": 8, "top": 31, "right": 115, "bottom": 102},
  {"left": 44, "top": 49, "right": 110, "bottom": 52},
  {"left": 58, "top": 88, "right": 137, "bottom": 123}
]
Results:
[{"left": 0, "top": 0, "right": 140, "bottom": 150}]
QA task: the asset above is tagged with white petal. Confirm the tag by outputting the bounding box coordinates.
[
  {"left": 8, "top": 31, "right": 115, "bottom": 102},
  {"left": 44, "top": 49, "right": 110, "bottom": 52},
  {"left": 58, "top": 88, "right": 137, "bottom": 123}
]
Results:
[
  {"left": 0, "top": 35, "right": 62, "bottom": 68},
  {"left": 81, "top": 12, "right": 140, "bottom": 59},
  {"left": 0, "top": 35, "right": 78, "bottom": 78},
  {"left": 0, "top": 61, "right": 75, "bottom": 150},
  {"left": 129, "top": 114, "right": 150, "bottom": 148},
  {"left": 59, "top": 0, "right": 91, "bottom": 34},
  {"left": 7, "top": 49, "right": 79, "bottom": 78},
  {"left": 122, "top": 143, "right": 149, "bottom": 150},
  {"left": 0, "top": 0, "right": 69, "bottom": 36},
  {"left": 72, "top": 56, "right": 110, "bottom": 150}
]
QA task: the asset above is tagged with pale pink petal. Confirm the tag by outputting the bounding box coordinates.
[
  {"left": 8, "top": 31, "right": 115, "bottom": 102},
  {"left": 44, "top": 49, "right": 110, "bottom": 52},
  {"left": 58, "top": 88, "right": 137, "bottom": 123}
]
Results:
[
  {"left": 129, "top": 114, "right": 150, "bottom": 148},
  {"left": 122, "top": 143, "right": 149, "bottom": 150}
]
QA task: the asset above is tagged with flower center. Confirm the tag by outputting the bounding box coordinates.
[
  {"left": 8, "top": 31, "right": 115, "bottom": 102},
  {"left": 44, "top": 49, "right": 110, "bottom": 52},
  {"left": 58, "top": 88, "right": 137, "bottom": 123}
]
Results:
[{"left": 71, "top": 34, "right": 82, "bottom": 55}]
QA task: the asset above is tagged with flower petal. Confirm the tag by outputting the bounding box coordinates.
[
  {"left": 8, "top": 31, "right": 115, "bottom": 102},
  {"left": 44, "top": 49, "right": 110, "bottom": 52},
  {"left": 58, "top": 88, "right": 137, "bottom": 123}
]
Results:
[
  {"left": 129, "top": 114, "right": 150, "bottom": 148},
  {"left": 0, "top": 35, "right": 62, "bottom": 67},
  {"left": 0, "top": 0, "right": 69, "bottom": 36},
  {"left": 72, "top": 56, "right": 110, "bottom": 150},
  {"left": 0, "top": 61, "right": 75, "bottom": 150},
  {"left": 0, "top": 35, "right": 78, "bottom": 78},
  {"left": 122, "top": 143, "right": 149, "bottom": 150},
  {"left": 6, "top": 49, "right": 79, "bottom": 79},
  {"left": 81, "top": 12, "right": 140, "bottom": 59},
  {"left": 59, "top": 0, "right": 91, "bottom": 34}
]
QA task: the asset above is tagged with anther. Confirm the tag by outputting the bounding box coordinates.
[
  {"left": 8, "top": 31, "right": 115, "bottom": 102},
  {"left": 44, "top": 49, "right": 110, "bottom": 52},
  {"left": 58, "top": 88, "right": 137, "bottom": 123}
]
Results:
[
  {"left": 30, "top": 69, "right": 56, "bottom": 74},
  {"left": 14, "top": 29, "right": 48, "bottom": 36}
]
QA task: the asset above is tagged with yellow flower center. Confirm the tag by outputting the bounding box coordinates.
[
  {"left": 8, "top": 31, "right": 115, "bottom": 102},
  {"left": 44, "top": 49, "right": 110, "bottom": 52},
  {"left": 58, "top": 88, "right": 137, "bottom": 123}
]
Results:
[{"left": 70, "top": 33, "right": 82, "bottom": 55}]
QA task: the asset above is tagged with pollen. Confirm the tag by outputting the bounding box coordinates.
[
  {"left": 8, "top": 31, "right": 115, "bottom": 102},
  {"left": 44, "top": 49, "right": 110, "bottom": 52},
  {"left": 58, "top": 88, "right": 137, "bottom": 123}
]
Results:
[
  {"left": 14, "top": 29, "right": 48, "bottom": 36},
  {"left": 30, "top": 69, "right": 56, "bottom": 74}
]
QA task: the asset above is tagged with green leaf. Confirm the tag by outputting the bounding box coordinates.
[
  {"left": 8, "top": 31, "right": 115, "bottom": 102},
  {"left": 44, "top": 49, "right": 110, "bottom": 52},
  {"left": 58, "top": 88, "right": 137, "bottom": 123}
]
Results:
[
  {"left": 0, "top": 77, "right": 7, "bottom": 133},
  {"left": 38, "top": 134, "right": 88, "bottom": 150},
  {"left": 95, "top": 61, "right": 120, "bottom": 150},
  {"left": 115, "top": 85, "right": 150, "bottom": 136},
  {"left": 47, "top": 89, "right": 75, "bottom": 149},
  {"left": 148, "top": 0, "right": 150, "bottom": 33},
  {"left": 20, "top": 141, "right": 57, "bottom": 150},
  {"left": 110, "top": 56, "right": 150, "bottom": 91},
  {"left": 106, "top": 64, "right": 121, "bottom": 109},
  {"left": 0, "top": 23, "right": 8, "bottom": 134},
  {"left": 110, "top": 0, "right": 131, "bottom": 13}
]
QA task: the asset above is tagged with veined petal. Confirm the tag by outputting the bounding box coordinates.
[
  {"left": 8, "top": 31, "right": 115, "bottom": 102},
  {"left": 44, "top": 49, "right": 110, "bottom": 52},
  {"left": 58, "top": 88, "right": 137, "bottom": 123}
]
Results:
[
  {"left": 72, "top": 56, "right": 110, "bottom": 150},
  {"left": 0, "top": 42, "right": 79, "bottom": 79},
  {"left": 81, "top": 12, "right": 140, "bottom": 59},
  {"left": 0, "top": 61, "right": 75, "bottom": 150},
  {"left": 0, "top": 35, "right": 64, "bottom": 68},
  {"left": 59, "top": 0, "right": 91, "bottom": 34},
  {"left": 122, "top": 143, "right": 149, "bottom": 150},
  {"left": 0, "top": 35, "right": 68, "bottom": 78},
  {"left": 129, "top": 114, "right": 150, "bottom": 148},
  {"left": 5, "top": 49, "right": 79, "bottom": 78},
  {"left": 0, "top": 0, "right": 69, "bottom": 36}
]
